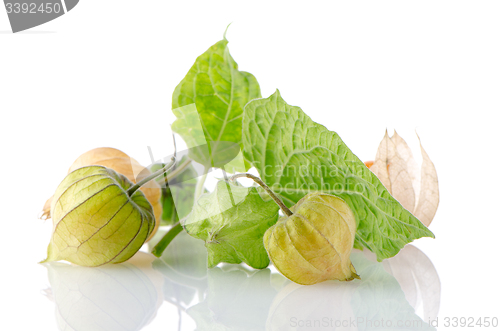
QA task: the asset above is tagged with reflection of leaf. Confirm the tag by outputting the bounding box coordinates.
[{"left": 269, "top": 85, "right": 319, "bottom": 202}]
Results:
[
  {"left": 183, "top": 181, "right": 279, "bottom": 269},
  {"left": 369, "top": 131, "right": 439, "bottom": 227},
  {"left": 242, "top": 90, "right": 434, "bottom": 261},
  {"left": 44, "top": 252, "right": 163, "bottom": 331},
  {"left": 172, "top": 36, "right": 261, "bottom": 171},
  {"left": 188, "top": 266, "right": 282, "bottom": 331}
]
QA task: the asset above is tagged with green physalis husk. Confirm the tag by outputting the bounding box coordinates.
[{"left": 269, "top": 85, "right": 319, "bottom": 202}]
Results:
[
  {"left": 264, "top": 192, "right": 360, "bottom": 285},
  {"left": 42, "top": 166, "right": 156, "bottom": 267}
]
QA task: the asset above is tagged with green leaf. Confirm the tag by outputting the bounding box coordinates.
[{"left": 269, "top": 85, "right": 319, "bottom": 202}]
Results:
[
  {"left": 183, "top": 180, "right": 279, "bottom": 269},
  {"left": 172, "top": 37, "right": 261, "bottom": 171},
  {"left": 242, "top": 90, "right": 434, "bottom": 261}
]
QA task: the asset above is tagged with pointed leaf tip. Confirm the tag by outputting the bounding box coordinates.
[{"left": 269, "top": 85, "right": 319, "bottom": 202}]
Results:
[{"left": 223, "top": 23, "right": 232, "bottom": 41}]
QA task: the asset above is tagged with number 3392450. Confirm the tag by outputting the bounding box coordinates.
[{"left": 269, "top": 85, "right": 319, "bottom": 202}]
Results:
[
  {"left": 5, "top": 3, "right": 62, "bottom": 14},
  {"left": 444, "top": 317, "right": 498, "bottom": 328}
]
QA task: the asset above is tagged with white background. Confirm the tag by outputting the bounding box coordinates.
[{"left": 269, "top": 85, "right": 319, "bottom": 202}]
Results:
[{"left": 1, "top": 1, "right": 499, "bottom": 330}]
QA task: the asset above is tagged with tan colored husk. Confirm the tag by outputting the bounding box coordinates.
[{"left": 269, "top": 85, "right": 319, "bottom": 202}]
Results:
[
  {"left": 41, "top": 147, "right": 162, "bottom": 241},
  {"left": 366, "top": 131, "right": 439, "bottom": 227}
]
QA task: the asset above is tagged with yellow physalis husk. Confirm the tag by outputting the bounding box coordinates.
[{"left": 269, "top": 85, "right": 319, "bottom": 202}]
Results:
[
  {"left": 264, "top": 192, "right": 360, "bottom": 285},
  {"left": 42, "top": 166, "right": 156, "bottom": 267},
  {"left": 41, "top": 147, "right": 162, "bottom": 241}
]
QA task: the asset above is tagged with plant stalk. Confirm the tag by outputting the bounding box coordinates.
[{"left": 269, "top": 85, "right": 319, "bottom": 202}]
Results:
[
  {"left": 194, "top": 166, "right": 210, "bottom": 200},
  {"left": 151, "top": 163, "right": 208, "bottom": 257},
  {"left": 127, "top": 157, "right": 176, "bottom": 197},
  {"left": 151, "top": 221, "right": 184, "bottom": 257},
  {"left": 230, "top": 173, "right": 293, "bottom": 217},
  {"left": 158, "top": 158, "right": 192, "bottom": 185}
]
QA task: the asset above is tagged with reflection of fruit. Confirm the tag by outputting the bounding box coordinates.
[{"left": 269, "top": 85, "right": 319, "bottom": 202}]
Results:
[
  {"left": 42, "top": 147, "right": 161, "bottom": 241},
  {"left": 267, "top": 281, "right": 355, "bottom": 331},
  {"left": 128, "top": 252, "right": 166, "bottom": 316},
  {"left": 44, "top": 252, "right": 164, "bottom": 331},
  {"left": 267, "top": 250, "right": 437, "bottom": 331}
]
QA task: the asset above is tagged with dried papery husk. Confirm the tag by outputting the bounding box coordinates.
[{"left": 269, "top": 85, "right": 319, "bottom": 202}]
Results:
[
  {"left": 43, "top": 166, "right": 156, "bottom": 266},
  {"left": 41, "top": 147, "right": 162, "bottom": 241},
  {"left": 68, "top": 147, "right": 135, "bottom": 170},
  {"left": 264, "top": 192, "right": 359, "bottom": 285},
  {"left": 366, "top": 131, "right": 439, "bottom": 227},
  {"left": 369, "top": 131, "right": 417, "bottom": 212}
]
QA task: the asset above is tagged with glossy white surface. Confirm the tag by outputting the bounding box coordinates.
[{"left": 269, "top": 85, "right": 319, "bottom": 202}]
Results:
[
  {"left": 41, "top": 232, "right": 440, "bottom": 331},
  {"left": 2, "top": 1, "right": 500, "bottom": 330}
]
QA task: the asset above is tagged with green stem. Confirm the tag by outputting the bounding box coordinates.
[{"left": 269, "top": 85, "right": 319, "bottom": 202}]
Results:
[
  {"left": 194, "top": 166, "right": 210, "bottom": 200},
  {"left": 158, "top": 158, "right": 192, "bottom": 185},
  {"left": 230, "top": 173, "right": 293, "bottom": 217},
  {"left": 220, "top": 166, "right": 235, "bottom": 207},
  {"left": 151, "top": 221, "right": 183, "bottom": 257},
  {"left": 127, "top": 157, "right": 176, "bottom": 197},
  {"left": 151, "top": 164, "right": 209, "bottom": 257}
]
